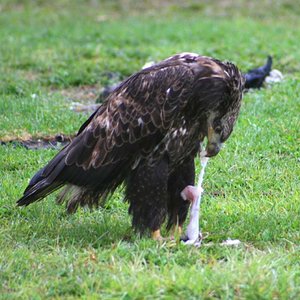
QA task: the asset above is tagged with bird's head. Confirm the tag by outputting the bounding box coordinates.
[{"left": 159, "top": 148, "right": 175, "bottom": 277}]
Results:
[
  {"left": 204, "top": 110, "right": 239, "bottom": 157},
  {"left": 196, "top": 60, "right": 243, "bottom": 158}
]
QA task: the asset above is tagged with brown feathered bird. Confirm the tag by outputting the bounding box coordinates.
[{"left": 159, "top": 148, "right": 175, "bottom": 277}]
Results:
[{"left": 17, "top": 53, "right": 244, "bottom": 240}]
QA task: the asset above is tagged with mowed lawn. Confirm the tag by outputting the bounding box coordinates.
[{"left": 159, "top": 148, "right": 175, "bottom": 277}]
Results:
[{"left": 0, "top": 1, "right": 300, "bottom": 299}]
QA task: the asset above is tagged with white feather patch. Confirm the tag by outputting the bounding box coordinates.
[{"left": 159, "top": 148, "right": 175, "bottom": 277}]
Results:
[{"left": 138, "top": 117, "right": 143, "bottom": 125}]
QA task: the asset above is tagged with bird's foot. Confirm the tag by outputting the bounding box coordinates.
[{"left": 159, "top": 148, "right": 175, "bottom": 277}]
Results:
[
  {"left": 151, "top": 229, "right": 163, "bottom": 241},
  {"left": 180, "top": 232, "right": 203, "bottom": 247},
  {"left": 151, "top": 230, "right": 178, "bottom": 247}
]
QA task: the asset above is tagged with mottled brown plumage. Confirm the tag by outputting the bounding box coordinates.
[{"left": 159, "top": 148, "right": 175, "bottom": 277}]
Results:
[{"left": 17, "top": 53, "right": 244, "bottom": 235}]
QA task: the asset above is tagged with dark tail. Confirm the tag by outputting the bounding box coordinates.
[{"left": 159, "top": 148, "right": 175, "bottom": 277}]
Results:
[
  {"left": 244, "top": 56, "right": 273, "bottom": 89},
  {"left": 17, "top": 150, "right": 67, "bottom": 206},
  {"left": 17, "top": 146, "right": 128, "bottom": 211}
]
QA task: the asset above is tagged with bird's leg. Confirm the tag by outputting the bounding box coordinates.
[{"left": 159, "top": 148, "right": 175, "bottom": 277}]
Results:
[
  {"left": 151, "top": 229, "right": 163, "bottom": 241},
  {"left": 166, "top": 158, "right": 195, "bottom": 242},
  {"left": 126, "top": 159, "right": 169, "bottom": 240}
]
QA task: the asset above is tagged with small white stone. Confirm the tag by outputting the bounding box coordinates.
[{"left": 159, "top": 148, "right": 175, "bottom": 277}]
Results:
[{"left": 221, "top": 239, "right": 242, "bottom": 246}]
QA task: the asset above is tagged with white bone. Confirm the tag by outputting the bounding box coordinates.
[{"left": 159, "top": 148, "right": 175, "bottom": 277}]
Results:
[{"left": 184, "top": 154, "right": 209, "bottom": 244}]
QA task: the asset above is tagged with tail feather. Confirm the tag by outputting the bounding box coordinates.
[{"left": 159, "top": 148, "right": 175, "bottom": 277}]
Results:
[
  {"left": 17, "top": 150, "right": 67, "bottom": 206},
  {"left": 17, "top": 147, "right": 130, "bottom": 210},
  {"left": 17, "top": 180, "right": 63, "bottom": 206}
]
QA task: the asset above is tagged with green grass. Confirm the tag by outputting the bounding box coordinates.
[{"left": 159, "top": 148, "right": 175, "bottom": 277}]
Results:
[{"left": 1, "top": 1, "right": 300, "bottom": 298}]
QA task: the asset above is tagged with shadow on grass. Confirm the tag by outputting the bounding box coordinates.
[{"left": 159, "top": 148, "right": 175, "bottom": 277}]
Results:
[
  {"left": 56, "top": 214, "right": 133, "bottom": 248},
  {"left": 6, "top": 206, "right": 299, "bottom": 252},
  {"left": 4, "top": 203, "right": 133, "bottom": 249}
]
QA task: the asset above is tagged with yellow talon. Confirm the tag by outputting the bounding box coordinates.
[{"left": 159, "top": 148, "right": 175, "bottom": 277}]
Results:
[{"left": 152, "top": 229, "right": 163, "bottom": 241}]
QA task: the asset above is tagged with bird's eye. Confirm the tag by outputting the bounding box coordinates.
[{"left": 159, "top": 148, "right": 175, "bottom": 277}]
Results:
[{"left": 214, "top": 126, "right": 222, "bottom": 134}]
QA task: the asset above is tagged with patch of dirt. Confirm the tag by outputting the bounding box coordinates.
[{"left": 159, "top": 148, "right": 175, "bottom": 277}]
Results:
[
  {"left": 53, "top": 80, "right": 121, "bottom": 112},
  {"left": 0, "top": 132, "right": 33, "bottom": 143},
  {"left": 70, "top": 103, "right": 100, "bottom": 113},
  {"left": 17, "top": 70, "right": 40, "bottom": 82},
  {"left": 52, "top": 84, "right": 109, "bottom": 112},
  {"left": 57, "top": 85, "right": 100, "bottom": 104},
  {"left": 0, "top": 134, "right": 74, "bottom": 150}
]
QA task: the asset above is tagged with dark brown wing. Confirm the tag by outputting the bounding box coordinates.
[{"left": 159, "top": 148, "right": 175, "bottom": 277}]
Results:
[{"left": 64, "top": 60, "right": 196, "bottom": 170}]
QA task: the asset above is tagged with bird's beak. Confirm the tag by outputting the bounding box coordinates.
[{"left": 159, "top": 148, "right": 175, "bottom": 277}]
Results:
[{"left": 205, "top": 126, "right": 223, "bottom": 157}]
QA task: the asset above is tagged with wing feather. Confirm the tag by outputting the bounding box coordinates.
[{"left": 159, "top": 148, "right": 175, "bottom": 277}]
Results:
[
  {"left": 64, "top": 63, "right": 196, "bottom": 171},
  {"left": 65, "top": 54, "right": 232, "bottom": 174}
]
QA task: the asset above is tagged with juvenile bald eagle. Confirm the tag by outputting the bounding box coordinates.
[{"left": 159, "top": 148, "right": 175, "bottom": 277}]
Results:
[{"left": 17, "top": 53, "right": 244, "bottom": 240}]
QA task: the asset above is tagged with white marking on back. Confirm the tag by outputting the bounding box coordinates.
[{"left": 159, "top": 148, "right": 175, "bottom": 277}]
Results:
[
  {"left": 142, "top": 61, "right": 155, "bottom": 69},
  {"left": 224, "top": 70, "right": 230, "bottom": 77},
  {"left": 172, "top": 129, "right": 178, "bottom": 138},
  {"left": 179, "top": 52, "right": 199, "bottom": 58},
  {"left": 179, "top": 127, "right": 187, "bottom": 135},
  {"left": 138, "top": 117, "right": 143, "bottom": 125},
  {"left": 105, "top": 118, "right": 110, "bottom": 129}
]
